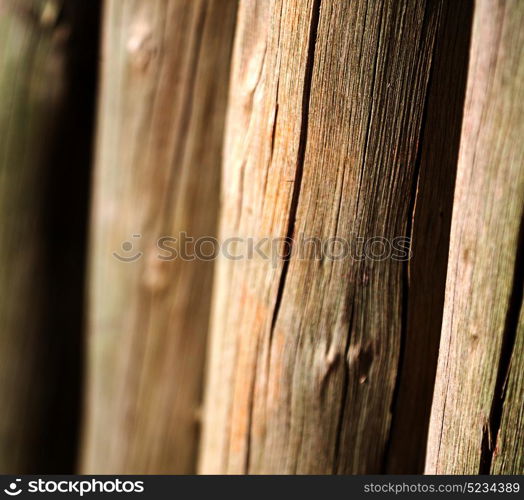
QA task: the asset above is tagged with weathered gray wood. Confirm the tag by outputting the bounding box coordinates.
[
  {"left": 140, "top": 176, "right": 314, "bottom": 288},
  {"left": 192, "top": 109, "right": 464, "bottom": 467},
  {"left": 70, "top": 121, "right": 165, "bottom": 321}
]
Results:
[
  {"left": 200, "top": 0, "right": 447, "bottom": 474},
  {"left": 426, "top": 0, "right": 524, "bottom": 475},
  {"left": 0, "top": 0, "right": 99, "bottom": 473},
  {"left": 81, "top": 0, "right": 237, "bottom": 473}
]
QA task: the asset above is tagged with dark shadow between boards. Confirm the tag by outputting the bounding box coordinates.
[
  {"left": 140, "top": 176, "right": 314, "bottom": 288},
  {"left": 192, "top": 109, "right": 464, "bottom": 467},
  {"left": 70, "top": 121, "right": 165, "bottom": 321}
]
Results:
[{"left": 34, "top": 1, "right": 101, "bottom": 473}]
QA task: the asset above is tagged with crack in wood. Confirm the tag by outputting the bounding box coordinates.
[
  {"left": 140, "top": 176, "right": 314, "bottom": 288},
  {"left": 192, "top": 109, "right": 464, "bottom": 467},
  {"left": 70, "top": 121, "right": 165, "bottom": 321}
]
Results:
[{"left": 268, "top": 0, "right": 322, "bottom": 339}]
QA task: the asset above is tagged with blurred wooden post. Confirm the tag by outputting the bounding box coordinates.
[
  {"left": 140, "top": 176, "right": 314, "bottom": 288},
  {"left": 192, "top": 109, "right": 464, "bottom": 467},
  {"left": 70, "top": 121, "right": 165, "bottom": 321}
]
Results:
[
  {"left": 0, "top": 0, "right": 99, "bottom": 473},
  {"left": 199, "top": 0, "right": 452, "bottom": 474},
  {"left": 426, "top": 0, "right": 524, "bottom": 475},
  {"left": 81, "top": 0, "right": 238, "bottom": 473}
]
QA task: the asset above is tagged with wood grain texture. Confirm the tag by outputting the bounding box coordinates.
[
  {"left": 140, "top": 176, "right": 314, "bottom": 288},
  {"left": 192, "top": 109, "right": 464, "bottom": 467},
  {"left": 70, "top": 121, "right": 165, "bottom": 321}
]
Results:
[
  {"left": 0, "top": 0, "right": 99, "bottom": 472},
  {"left": 425, "top": 0, "right": 524, "bottom": 475},
  {"left": 384, "top": 0, "right": 473, "bottom": 473},
  {"left": 200, "top": 0, "right": 446, "bottom": 474},
  {"left": 491, "top": 299, "right": 524, "bottom": 473},
  {"left": 81, "top": 0, "right": 237, "bottom": 474}
]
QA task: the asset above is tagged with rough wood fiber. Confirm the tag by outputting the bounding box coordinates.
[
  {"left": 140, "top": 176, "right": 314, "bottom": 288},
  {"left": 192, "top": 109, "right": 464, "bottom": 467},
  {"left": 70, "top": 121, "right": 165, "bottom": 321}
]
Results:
[
  {"left": 81, "top": 0, "right": 237, "bottom": 474},
  {"left": 425, "top": 0, "right": 524, "bottom": 475},
  {"left": 200, "top": 0, "right": 445, "bottom": 474},
  {"left": 0, "top": 0, "right": 99, "bottom": 472},
  {"left": 384, "top": 0, "right": 473, "bottom": 473},
  {"left": 491, "top": 302, "right": 524, "bottom": 473}
]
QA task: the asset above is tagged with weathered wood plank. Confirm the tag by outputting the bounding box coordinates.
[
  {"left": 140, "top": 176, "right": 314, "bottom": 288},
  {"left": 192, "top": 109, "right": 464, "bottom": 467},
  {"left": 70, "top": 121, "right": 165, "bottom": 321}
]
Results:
[
  {"left": 491, "top": 300, "right": 524, "bottom": 473},
  {"left": 200, "top": 0, "right": 447, "bottom": 474},
  {"left": 426, "top": 0, "right": 524, "bottom": 474},
  {"left": 81, "top": 0, "right": 238, "bottom": 473}
]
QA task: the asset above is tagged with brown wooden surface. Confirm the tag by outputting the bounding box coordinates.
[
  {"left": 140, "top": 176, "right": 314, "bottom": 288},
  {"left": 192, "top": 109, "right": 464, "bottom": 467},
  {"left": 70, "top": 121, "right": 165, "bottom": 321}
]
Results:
[
  {"left": 384, "top": 0, "right": 473, "bottom": 473},
  {"left": 0, "top": 0, "right": 99, "bottom": 473},
  {"left": 81, "top": 0, "right": 238, "bottom": 474},
  {"left": 491, "top": 298, "right": 524, "bottom": 474},
  {"left": 199, "top": 0, "right": 453, "bottom": 474},
  {"left": 426, "top": 0, "right": 524, "bottom": 475}
]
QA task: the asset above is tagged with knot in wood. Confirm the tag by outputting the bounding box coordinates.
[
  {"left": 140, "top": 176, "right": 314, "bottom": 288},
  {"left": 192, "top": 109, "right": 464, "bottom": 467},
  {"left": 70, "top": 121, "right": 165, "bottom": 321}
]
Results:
[{"left": 127, "top": 22, "right": 157, "bottom": 72}]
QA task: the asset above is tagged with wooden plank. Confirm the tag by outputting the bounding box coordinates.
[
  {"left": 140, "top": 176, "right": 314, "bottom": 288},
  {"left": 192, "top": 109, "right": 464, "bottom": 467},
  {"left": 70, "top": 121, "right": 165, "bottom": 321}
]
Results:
[
  {"left": 81, "top": 0, "right": 238, "bottom": 473},
  {"left": 426, "top": 0, "right": 524, "bottom": 474},
  {"left": 0, "top": 0, "right": 99, "bottom": 472},
  {"left": 492, "top": 300, "right": 524, "bottom": 473},
  {"left": 200, "top": 0, "right": 446, "bottom": 474}
]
